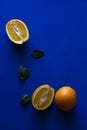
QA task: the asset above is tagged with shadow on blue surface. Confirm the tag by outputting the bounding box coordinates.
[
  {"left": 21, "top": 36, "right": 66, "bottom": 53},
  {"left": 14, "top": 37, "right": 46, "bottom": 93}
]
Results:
[
  {"left": 4, "top": 36, "right": 33, "bottom": 65},
  {"left": 31, "top": 105, "right": 53, "bottom": 130},
  {"left": 59, "top": 108, "right": 76, "bottom": 122},
  {"left": 53, "top": 105, "right": 78, "bottom": 130},
  {"left": 30, "top": 103, "right": 78, "bottom": 130},
  {"left": 6, "top": 38, "right": 29, "bottom": 55}
]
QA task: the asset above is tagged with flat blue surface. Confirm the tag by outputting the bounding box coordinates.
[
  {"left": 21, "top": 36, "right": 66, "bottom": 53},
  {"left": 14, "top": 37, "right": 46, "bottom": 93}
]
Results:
[{"left": 0, "top": 0, "right": 87, "bottom": 130}]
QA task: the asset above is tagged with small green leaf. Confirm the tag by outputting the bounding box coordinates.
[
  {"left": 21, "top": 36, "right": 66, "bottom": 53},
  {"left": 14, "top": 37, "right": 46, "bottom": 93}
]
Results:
[
  {"left": 19, "top": 66, "right": 30, "bottom": 80},
  {"left": 20, "top": 94, "right": 31, "bottom": 106},
  {"left": 32, "top": 49, "right": 44, "bottom": 58}
]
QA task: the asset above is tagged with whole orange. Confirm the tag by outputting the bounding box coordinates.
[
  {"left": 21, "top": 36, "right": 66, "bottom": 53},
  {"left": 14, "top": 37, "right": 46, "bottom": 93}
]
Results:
[{"left": 55, "top": 86, "right": 77, "bottom": 111}]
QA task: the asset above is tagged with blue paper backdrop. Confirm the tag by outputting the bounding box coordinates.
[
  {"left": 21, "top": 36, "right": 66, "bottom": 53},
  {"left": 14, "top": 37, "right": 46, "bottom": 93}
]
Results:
[{"left": 0, "top": 0, "right": 87, "bottom": 130}]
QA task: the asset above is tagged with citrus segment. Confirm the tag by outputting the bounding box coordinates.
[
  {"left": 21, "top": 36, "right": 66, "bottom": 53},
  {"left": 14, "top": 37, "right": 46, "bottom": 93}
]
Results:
[
  {"left": 32, "top": 84, "right": 55, "bottom": 110},
  {"left": 6, "top": 19, "right": 29, "bottom": 44},
  {"left": 55, "top": 86, "right": 77, "bottom": 111}
]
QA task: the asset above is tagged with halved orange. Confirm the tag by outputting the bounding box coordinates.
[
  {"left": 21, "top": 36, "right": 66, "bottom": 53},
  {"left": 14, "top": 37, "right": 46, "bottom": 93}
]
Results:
[
  {"left": 32, "top": 84, "right": 55, "bottom": 110},
  {"left": 6, "top": 19, "right": 29, "bottom": 44}
]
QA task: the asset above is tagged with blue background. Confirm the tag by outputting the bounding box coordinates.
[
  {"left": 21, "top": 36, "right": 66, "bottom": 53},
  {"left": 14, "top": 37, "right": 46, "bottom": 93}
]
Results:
[{"left": 0, "top": 0, "right": 87, "bottom": 130}]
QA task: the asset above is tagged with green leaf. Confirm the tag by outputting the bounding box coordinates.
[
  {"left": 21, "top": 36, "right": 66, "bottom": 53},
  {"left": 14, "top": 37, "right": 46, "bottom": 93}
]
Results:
[
  {"left": 32, "top": 49, "right": 44, "bottom": 58},
  {"left": 20, "top": 94, "right": 31, "bottom": 106},
  {"left": 18, "top": 66, "right": 30, "bottom": 80}
]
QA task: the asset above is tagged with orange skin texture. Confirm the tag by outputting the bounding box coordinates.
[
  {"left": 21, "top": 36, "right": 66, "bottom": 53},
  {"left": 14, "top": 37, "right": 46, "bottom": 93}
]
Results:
[{"left": 55, "top": 86, "right": 77, "bottom": 111}]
